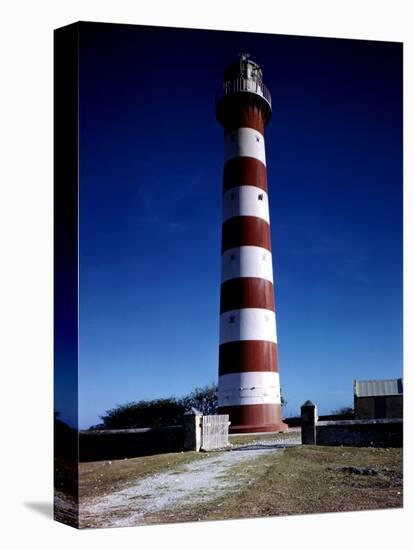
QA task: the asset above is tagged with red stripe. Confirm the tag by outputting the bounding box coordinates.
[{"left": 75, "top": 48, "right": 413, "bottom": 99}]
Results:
[
  {"left": 223, "top": 103, "right": 265, "bottom": 135},
  {"left": 221, "top": 216, "right": 271, "bottom": 253},
  {"left": 216, "top": 94, "right": 270, "bottom": 130},
  {"left": 218, "top": 403, "right": 287, "bottom": 433},
  {"left": 220, "top": 277, "right": 275, "bottom": 313},
  {"left": 223, "top": 157, "right": 267, "bottom": 193},
  {"left": 219, "top": 340, "right": 279, "bottom": 375}
]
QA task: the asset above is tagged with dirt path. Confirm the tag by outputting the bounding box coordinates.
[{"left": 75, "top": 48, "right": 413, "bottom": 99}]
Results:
[{"left": 80, "top": 436, "right": 300, "bottom": 528}]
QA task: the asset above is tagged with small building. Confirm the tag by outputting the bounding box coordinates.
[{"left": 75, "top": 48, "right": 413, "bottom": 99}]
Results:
[{"left": 354, "top": 378, "right": 403, "bottom": 420}]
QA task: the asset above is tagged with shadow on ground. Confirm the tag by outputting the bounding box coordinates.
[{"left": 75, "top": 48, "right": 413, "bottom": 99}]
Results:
[
  {"left": 231, "top": 442, "right": 300, "bottom": 451},
  {"left": 24, "top": 502, "right": 53, "bottom": 519}
]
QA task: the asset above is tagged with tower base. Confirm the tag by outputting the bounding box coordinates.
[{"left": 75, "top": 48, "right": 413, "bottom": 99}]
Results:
[
  {"left": 219, "top": 403, "right": 288, "bottom": 434},
  {"left": 228, "top": 422, "right": 288, "bottom": 434}
]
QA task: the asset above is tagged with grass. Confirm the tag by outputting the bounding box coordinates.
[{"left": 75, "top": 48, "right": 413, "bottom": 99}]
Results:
[
  {"left": 76, "top": 437, "right": 402, "bottom": 527},
  {"left": 78, "top": 432, "right": 297, "bottom": 501},
  {"left": 142, "top": 445, "right": 403, "bottom": 525}
]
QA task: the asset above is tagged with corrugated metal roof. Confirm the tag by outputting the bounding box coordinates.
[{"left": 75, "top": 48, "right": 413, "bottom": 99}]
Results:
[{"left": 354, "top": 378, "right": 403, "bottom": 397}]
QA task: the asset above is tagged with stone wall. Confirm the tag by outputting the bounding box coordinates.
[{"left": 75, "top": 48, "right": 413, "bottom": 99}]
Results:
[
  {"left": 316, "top": 419, "right": 403, "bottom": 447},
  {"left": 79, "top": 426, "right": 185, "bottom": 462},
  {"left": 301, "top": 401, "right": 403, "bottom": 448},
  {"left": 284, "top": 413, "right": 355, "bottom": 427},
  {"left": 79, "top": 412, "right": 211, "bottom": 461}
]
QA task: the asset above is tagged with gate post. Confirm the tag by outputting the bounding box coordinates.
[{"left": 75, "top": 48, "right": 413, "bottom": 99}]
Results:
[
  {"left": 301, "top": 400, "right": 318, "bottom": 445},
  {"left": 183, "top": 409, "right": 202, "bottom": 451}
]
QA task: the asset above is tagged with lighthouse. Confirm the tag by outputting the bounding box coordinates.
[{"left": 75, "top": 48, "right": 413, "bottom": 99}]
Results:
[{"left": 216, "top": 54, "right": 287, "bottom": 434}]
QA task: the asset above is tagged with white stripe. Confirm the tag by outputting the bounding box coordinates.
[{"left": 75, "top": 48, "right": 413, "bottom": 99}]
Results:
[
  {"left": 224, "top": 127, "right": 266, "bottom": 166},
  {"left": 218, "top": 372, "right": 281, "bottom": 406},
  {"left": 221, "top": 246, "right": 274, "bottom": 283},
  {"left": 220, "top": 308, "right": 277, "bottom": 344},
  {"left": 222, "top": 186, "right": 270, "bottom": 223}
]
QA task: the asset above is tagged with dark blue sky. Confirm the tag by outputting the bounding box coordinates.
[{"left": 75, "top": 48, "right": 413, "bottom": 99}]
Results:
[{"left": 66, "top": 23, "right": 402, "bottom": 429}]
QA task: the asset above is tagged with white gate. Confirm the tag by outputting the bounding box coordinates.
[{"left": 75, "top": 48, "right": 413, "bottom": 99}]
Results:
[{"left": 201, "top": 414, "right": 230, "bottom": 451}]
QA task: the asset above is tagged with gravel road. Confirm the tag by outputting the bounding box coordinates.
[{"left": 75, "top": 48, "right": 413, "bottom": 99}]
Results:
[{"left": 80, "top": 435, "right": 300, "bottom": 528}]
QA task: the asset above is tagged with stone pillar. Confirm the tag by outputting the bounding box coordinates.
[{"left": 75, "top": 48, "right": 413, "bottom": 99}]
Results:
[
  {"left": 183, "top": 410, "right": 202, "bottom": 451},
  {"left": 301, "top": 400, "right": 317, "bottom": 445}
]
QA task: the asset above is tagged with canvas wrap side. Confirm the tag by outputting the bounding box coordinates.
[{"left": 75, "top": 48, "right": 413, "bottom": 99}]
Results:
[{"left": 54, "top": 22, "right": 80, "bottom": 529}]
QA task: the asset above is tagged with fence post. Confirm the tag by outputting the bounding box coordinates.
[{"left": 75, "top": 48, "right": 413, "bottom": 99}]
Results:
[
  {"left": 301, "top": 400, "right": 317, "bottom": 445},
  {"left": 183, "top": 409, "right": 202, "bottom": 451}
]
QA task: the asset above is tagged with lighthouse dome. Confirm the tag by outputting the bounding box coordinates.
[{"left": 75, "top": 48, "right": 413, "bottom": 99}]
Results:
[{"left": 215, "top": 54, "right": 272, "bottom": 126}]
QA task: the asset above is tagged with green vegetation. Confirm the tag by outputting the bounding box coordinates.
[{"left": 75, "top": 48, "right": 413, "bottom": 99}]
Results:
[
  {"left": 90, "top": 384, "right": 218, "bottom": 429},
  {"left": 332, "top": 405, "right": 355, "bottom": 417}
]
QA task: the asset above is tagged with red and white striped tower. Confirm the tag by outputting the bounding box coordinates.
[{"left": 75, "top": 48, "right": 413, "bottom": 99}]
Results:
[{"left": 216, "top": 54, "right": 287, "bottom": 434}]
